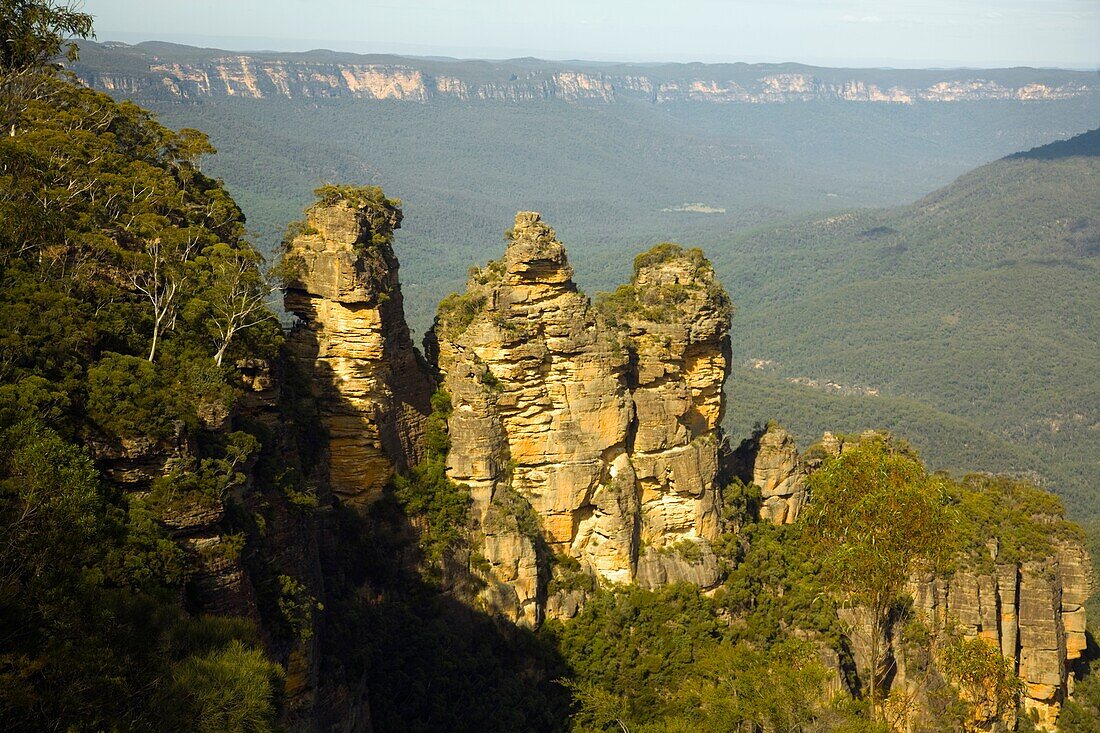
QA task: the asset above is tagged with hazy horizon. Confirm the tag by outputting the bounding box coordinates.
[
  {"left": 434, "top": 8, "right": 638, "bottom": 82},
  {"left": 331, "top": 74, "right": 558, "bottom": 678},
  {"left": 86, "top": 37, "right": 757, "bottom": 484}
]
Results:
[{"left": 84, "top": 0, "right": 1100, "bottom": 70}]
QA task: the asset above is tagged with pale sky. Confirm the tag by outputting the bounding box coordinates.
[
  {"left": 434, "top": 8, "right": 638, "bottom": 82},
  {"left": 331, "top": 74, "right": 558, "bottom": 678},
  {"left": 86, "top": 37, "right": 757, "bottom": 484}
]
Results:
[{"left": 83, "top": 0, "right": 1100, "bottom": 68}]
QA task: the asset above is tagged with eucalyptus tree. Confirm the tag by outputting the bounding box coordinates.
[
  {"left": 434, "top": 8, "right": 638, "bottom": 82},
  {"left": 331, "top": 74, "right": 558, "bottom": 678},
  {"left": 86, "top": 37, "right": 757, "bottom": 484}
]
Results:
[{"left": 802, "top": 435, "right": 953, "bottom": 721}]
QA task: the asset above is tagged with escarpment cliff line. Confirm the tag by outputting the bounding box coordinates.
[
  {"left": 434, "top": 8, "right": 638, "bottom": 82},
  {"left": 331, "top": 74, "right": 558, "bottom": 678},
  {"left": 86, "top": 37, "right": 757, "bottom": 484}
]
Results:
[
  {"left": 283, "top": 188, "right": 433, "bottom": 508},
  {"left": 429, "top": 212, "right": 732, "bottom": 624},
  {"left": 72, "top": 42, "right": 1097, "bottom": 104}
]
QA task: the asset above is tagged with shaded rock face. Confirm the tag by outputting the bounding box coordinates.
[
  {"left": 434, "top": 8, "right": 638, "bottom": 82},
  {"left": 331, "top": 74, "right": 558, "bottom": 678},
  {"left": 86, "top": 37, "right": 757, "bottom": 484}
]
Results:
[
  {"left": 284, "top": 199, "right": 433, "bottom": 508},
  {"left": 431, "top": 213, "right": 731, "bottom": 624},
  {"left": 88, "top": 420, "right": 263, "bottom": 621},
  {"left": 730, "top": 423, "right": 807, "bottom": 524}
]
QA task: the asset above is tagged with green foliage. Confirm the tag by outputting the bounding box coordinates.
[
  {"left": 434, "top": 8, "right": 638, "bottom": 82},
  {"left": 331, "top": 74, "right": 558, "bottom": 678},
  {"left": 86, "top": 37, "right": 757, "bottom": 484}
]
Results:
[
  {"left": 164, "top": 640, "right": 284, "bottom": 733},
  {"left": 0, "top": 420, "right": 281, "bottom": 732},
  {"left": 0, "top": 53, "right": 286, "bottom": 731},
  {"left": 552, "top": 583, "right": 871, "bottom": 732},
  {"left": 424, "top": 387, "right": 453, "bottom": 456},
  {"left": 645, "top": 639, "right": 831, "bottom": 733},
  {"left": 1058, "top": 668, "right": 1100, "bottom": 732},
  {"left": 435, "top": 290, "right": 486, "bottom": 338},
  {"left": 594, "top": 242, "right": 732, "bottom": 327},
  {"left": 950, "top": 473, "right": 1083, "bottom": 571},
  {"left": 935, "top": 633, "right": 1022, "bottom": 720},
  {"left": 0, "top": 0, "right": 93, "bottom": 72},
  {"left": 86, "top": 351, "right": 177, "bottom": 438},
  {"left": 0, "top": 419, "right": 104, "bottom": 591},
  {"left": 311, "top": 183, "right": 403, "bottom": 250},
  {"left": 803, "top": 436, "right": 953, "bottom": 716},
  {"left": 719, "top": 521, "right": 845, "bottom": 647},
  {"left": 548, "top": 553, "right": 597, "bottom": 595},
  {"left": 804, "top": 436, "right": 954, "bottom": 605},
  {"left": 551, "top": 584, "right": 728, "bottom": 725},
  {"left": 394, "top": 460, "right": 471, "bottom": 571},
  {"left": 0, "top": 0, "right": 94, "bottom": 133},
  {"left": 275, "top": 574, "right": 321, "bottom": 642}
]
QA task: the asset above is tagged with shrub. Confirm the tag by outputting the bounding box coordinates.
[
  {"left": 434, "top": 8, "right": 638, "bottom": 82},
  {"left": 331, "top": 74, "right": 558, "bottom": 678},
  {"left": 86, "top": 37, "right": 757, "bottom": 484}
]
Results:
[{"left": 164, "top": 640, "right": 284, "bottom": 733}]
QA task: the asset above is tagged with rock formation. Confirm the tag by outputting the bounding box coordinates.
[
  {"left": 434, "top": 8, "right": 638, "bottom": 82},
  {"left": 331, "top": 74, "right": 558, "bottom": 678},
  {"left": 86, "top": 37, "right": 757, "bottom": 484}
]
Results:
[
  {"left": 730, "top": 423, "right": 808, "bottom": 524},
  {"left": 283, "top": 189, "right": 433, "bottom": 508},
  {"left": 783, "top": 429, "right": 1094, "bottom": 729},
  {"left": 273, "top": 199, "right": 1090, "bottom": 727},
  {"left": 615, "top": 243, "right": 731, "bottom": 589},
  {"left": 429, "top": 213, "right": 731, "bottom": 624},
  {"left": 902, "top": 543, "right": 1093, "bottom": 727}
]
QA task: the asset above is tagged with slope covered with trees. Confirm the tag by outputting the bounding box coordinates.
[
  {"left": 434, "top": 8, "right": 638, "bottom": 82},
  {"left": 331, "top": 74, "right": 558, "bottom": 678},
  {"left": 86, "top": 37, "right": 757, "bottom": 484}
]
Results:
[
  {"left": 1, "top": 6, "right": 286, "bottom": 728},
  {"left": 712, "top": 132, "right": 1099, "bottom": 520}
]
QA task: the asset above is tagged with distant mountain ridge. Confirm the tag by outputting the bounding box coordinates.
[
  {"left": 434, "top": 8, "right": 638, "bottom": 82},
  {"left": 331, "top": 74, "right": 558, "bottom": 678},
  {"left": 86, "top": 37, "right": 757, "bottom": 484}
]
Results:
[
  {"left": 1008, "top": 126, "right": 1100, "bottom": 160},
  {"left": 70, "top": 40, "right": 1099, "bottom": 104}
]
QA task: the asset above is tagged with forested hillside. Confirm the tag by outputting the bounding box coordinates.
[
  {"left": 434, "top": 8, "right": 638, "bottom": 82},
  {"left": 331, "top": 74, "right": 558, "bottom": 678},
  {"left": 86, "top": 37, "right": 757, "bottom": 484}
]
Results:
[
  {"left": 715, "top": 132, "right": 1099, "bottom": 520},
  {"left": 0, "top": 10, "right": 288, "bottom": 728}
]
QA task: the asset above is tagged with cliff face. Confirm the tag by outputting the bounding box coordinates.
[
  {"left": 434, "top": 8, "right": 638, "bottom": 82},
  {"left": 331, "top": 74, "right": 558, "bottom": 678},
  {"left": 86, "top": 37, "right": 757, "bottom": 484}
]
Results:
[
  {"left": 905, "top": 544, "right": 1092, "bottom": 727},
  {"left": 71, "top": 44, "right": 1098, "bottom": 105},
  {"left": 283, "top": 194, "right": 433, "bottom": 508},
  {"left": 788, "top": 431, "right": 1094, "bottom": 730},
  {"left": 430, "top": 213, "right": 731, "bottom": 624}
]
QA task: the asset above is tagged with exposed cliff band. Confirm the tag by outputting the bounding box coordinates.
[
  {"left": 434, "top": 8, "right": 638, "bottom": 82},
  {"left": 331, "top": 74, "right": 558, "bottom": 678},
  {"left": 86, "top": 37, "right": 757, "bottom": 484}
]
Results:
[{"left": 74, "top": 47, "right": 1095, "bottom": 105}]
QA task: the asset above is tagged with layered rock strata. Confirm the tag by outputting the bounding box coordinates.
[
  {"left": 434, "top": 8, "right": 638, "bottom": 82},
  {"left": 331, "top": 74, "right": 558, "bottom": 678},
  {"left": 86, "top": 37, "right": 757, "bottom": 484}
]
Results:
[
  {"left": 906, "top": 544, "right": 1092, "bottom": 727},
  {"left": 430, "top": 213, "right": 731, "bottom": 625},
  {"left": 283, "top": 193, "right": 433, "bottom": 508},
  {"left": 73, "top": 44, "right": 1098, "bottom": 105}
]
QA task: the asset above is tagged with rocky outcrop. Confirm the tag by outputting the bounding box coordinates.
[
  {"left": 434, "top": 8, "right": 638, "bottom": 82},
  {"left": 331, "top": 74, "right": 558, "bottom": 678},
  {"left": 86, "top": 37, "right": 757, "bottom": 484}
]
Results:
[
  {"left": 904, "top": 543, "right": 1092, "bottom": 728},
  {"left": 730, "top": 423, "right": 807, "bottom": 524},
  {"left": 780, "top": 427, "right": 1094, "bottom": 729},
  {"left": 283, "top": 189, "right": 433, "bottom": 509},
  {"left": 430, "top": 213, "right": 731, "bottom": 624},
  {"left": 621, "top": 244, "right": 731, "bottom": 572}
]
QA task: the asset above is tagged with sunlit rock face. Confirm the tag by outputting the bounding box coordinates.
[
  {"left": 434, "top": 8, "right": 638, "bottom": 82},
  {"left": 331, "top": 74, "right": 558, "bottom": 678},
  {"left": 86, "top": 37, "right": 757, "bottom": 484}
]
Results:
[
  {"left": 77, "top": 51, "right": 1094, "bottom": 105},
  {"left": 905, "top": 543, "right": 1092, "bottom": 728},
  {"left": 730, "top": 423, "right": 808, "bottom": 525},
  {"left": 283, "top": 195, "right": 433, "bottom": 509},
  {"left": 430, "top": 213, "right": 731, "bottom": 624}
]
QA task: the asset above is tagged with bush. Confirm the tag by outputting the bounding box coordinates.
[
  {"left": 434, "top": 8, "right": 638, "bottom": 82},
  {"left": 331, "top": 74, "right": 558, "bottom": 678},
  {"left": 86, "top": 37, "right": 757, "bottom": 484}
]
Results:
[
  {"left": 435, "top": 291, "right": 486, "bottom": 339},
  {"left": 164, "top": 640, "right": 284, "bottom": 733}
]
